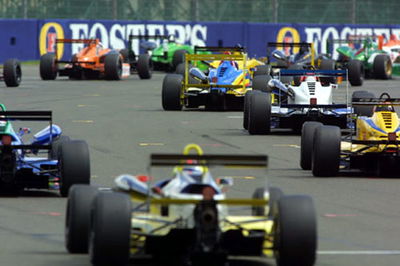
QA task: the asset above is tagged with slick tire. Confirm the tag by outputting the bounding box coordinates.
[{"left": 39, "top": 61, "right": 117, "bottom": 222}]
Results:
[
  {"left": 351, "top": 90, "right": 376, "bottom": 117},
  {"left": 59, "top": 140, "right": 90, "bottom": 197},
  {"left": 90, "top": 192, "right": 131, "bottom": 266},
  {"left": 300, "top": 122, "right": 323, "bottom": 170},
  {"left": 275, "top": 195, "right": 317, "bottom": 266},
  {"left": 137, "top": 53, "right": 152, "bottom": 79},
  {"left": 243, "top": 91, "right": 260, "bottom": 130},
  {"left": 348, "top": 59, "right": 363, "bottom": 86},
  {"left": 319, "top": 59, "right": 336, "bottom": 85},
  {"left": 162, "top": 74, "right": 183, "bottom": 110},
  {"left": 312, "top": 126, "right": 341, "bottom": 177},
  {"left": 252, "top": 186, "right": 283, "bottom": 217},
  {"left": 50, "top": 135, "right": 70, "bottom": 160},
  {"left": 172, "top": 49, "right": 188, "bottom": 71},
  {"left": 119, "top": 49, "right": 129, "bottom": 63},
  {"left": 253, "top": 65, "right": 271, "bottom": 76},
  {"left": 65, "top": 185, "right": 98, "bottom": 253},
  {"left": 373, "top": 54, "right": 392, "bottom": 79},
  {"left": 40, "top": 53, "right": 58, "bottom": 80},
  {"left": 252, "top": 74, "right": 272, "bottom": 92},
  {"left": 248, "top": 92, "right": 271, "bottom": 135},
  {"left": 104, "top": 53, "right": 122, "bottom": 80},
  {"left": 3, "top": 58, "right": 21, "bottom": 87}
]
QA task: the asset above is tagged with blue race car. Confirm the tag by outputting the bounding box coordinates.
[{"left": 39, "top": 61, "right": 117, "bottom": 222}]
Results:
[{"left": 0, "top": 106, "right": 90, "bottom": 196}]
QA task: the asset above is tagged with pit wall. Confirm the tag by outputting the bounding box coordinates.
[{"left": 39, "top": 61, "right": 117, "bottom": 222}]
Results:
[{"left": 1, "top": 19, "right": 399, "bottom": 63}]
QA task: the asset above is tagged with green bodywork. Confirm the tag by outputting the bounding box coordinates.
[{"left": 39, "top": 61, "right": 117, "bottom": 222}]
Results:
[
  {"left": 151, "top": 42, "right": 193, "bottom": 65},
  {"left": 0, "top": 104, "right": 14, "bottom": 137}
]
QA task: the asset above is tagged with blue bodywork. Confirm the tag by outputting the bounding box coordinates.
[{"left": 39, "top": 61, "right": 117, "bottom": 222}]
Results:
[{"left": 208, "top": 61, "right": 244, "bottom": 93}]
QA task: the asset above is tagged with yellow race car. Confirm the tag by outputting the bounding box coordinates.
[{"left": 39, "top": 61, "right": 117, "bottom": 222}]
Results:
[
  {"left": 301, "top": 92, "right": 400, "bottom": 177},
  {"left": 162, "top": 46, "right": 267, "bottom": 111},
  {"left": 65, "top": 144, "right": 317, "bottom": 266}
]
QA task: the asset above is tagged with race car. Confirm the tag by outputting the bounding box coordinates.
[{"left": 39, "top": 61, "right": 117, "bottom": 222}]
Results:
[
  {"left": 300, "top": 92, "right": 400, "bottom": 177},
  {"left": 0, "top": 58, "right": 21, "bottom": 87},
  {"left": 40, "top": 38, "right": 151, "bottom": 80},
  {"left": 326, "top": 35, "right": 391, "bottom": 86},
  {"left": 65, "top": 144, "right": 317, "bottom": 266},
  {"left": 380, "top": 34, "right": 400, "bottom": 76},
  {"left": 0, "top": 105, "right": 90, "bottom": 196},
  {"left": 126, "top": 34, "right": 194, "bottom": 72},
  {"left": 162, "top": 46, "right": 266, "bottom": 111},
  {"left": 243, "top": 69, "right": 350, "bottom": 134}
]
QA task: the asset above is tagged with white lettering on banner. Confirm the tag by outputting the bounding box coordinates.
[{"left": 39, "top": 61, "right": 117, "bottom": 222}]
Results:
[
  {"left": 69, "top": 24, "right": 89, "bottom": 54},
  {"left": 355, "top": 28, "right": 373, "bottom": 37},
  {"left": 321, "top": 27, "right": 339, "bottom": 57},
  {"left": 110, "top": 24, "right": 126, "bottom": 49},
  {"left": 67, "top": 22, "right": 208, "bottom": 56},
  {"left": 373, "top": 28, "right": 391, "bottom": 39},
  {"left": 392, "top": 29, "right": 400, "bottom": 39}
]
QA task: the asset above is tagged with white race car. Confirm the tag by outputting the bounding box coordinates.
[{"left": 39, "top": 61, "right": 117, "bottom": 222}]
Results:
[
  {"left": 65, "top": 144, "right": 317, "bottom": 266},
  {"left": 244, "top": 69, "right": 350, "bottom": 134}
]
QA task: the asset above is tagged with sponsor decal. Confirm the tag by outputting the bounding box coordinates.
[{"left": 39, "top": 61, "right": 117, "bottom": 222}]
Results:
[{"left": 39, "top": 22, "right": 65, "bottom": 59}]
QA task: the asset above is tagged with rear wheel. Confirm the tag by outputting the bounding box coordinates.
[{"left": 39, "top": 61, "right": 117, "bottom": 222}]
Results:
[
  {"left": 40, "top": 53, "right": 58, "bottom": 80},
  {"left": 319, "top": 59, "right": 336, "bottom": 85},
  {"left": 348, "top": 59, "right": 363, "bottom": 86},
  {"left": 90, "top": 192, "right": 131, "bottom": 266},
  {"left": 252, "top": 75, "right": 272, "bottom": 92},
  {"left": 252, "top": 186, "right": 283, "bottom": 217},
  {"left": 373, "top": 54, "right": 392, "bottom": 79},
  {"left": 253, "top": 65, "right": 271, "bottom": 76},
  {"left": 58, "top": 140, "right": 90, "bottom": 197},
  {"left": 162, "top": 74, "right": 183, "bottom": 110},
  {"left": 300, "top": 122, "right": 323, "bottom": 170},
  {"left": 50, "top": 135, "right": 70, "bottom": 160},
  {"left": 3, "top": 58, "right": 21, "bottom": 87},
  {"left": 104, "top": 53, "right": 122, "bottom": 80},
  {"left": 243, "top": 91, "right": 259, "bottom": 130},
  {"left": 172, "top": 49, "right": 188, "bottom": 71},
  {"left": 248, "top": 92, "right": 271, "bottom": 135},
  {"left": 351, "top": 90, "right": 375, "bottom": 116},
  {"left": 65, "top": 185, "right": 98, "bottom": 253},
  {"left": 274, "top": 195, "right": 317, "bottom": 266},
  {"left": 137, "top": 54, "right": 152, "bottom": 79},
  {"left": 312, "top": 126, "right": 341, "bottom": 177}
]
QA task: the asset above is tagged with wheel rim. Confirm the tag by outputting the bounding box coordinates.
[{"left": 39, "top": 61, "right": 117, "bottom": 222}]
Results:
[
  {"left": 16, "top": 66, "right": 21, "bottom": 83},
  {"left": 386, "top": 60, "right": 392, "bottom": 76}
]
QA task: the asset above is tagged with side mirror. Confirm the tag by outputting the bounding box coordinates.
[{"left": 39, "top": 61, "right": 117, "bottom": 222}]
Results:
[
  {"left": 272, "top": 49, "right": 287, "bottom": 61},
  {"left": 189, "top": 67, "right": 208, "bottom": 82}
]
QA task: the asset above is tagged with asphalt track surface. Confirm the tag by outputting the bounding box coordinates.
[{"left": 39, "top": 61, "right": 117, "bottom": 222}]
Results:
[{"left": 1, "top": 65, "right": 400, "bottom": 266}]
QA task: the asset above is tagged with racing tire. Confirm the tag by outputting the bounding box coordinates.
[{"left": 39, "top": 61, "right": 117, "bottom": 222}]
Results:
[
  {"left": 65, "top": 184, "right": 98, "bottom": 254},
  {"left": 312, "top": 126, "right": 341, "bottom": 177},
  {"left": 319, "top": 59, "right": 336, "bottom": 85},
  {"left": 243, "top": 91, "right": 259, "bottom": 130},
  {"left": 248, "top": 92, "right": 271, "bottom": 135},
  {"left": 172, "top": 49, "right": 188, "bottom": 71},
  {"left": 137, "top": 54, "right": 152, "bottom": 79},
  {"left": 351, "top": 90, "right": 375, "bottom": 117},
  {"left": 253, "top": 65, "right": 271, "bottom": 76},
  {"left": 3, "top": 58, "right": 21, "bottom": 87},
  {"left": 274, "top": 195, "right": 317, "bottom": 266},
  {"left": 348, "top": 59, "right": 363, "bottom": 86},
  {"left": 119, "top": 49, "right": 129, "bottom": 63},
  {"left": 90, "top": 192, "right": 131, "bottom": 266},
  {"left": 104, "top": 53, "right": 122, "bottom": 80},
  {"left": 252, "top": 74, "right": 272, "bottom": 92},
  {"left": 58, "top": 140, "right": 90, "bottom": 197},
  {"left": 162, "top": 74, "right": 183, "bottom": 111},
  {"left": 373, "top": 54, "right": 392, "bottom": 79},
  {"left": 175, "top": 63, "right": 199, "bottom": 84},
  {"left": 40, "top": 53, "right": 58, "bottom": 80},
  {"left": 50, "top": 135, "right": 70, "bottom": 160},
  {"left": 300, "top": 122, "right": 323, "bottom": 170},
  {"left": 252, "top": 186, "right": 283, "bottom": 217}
]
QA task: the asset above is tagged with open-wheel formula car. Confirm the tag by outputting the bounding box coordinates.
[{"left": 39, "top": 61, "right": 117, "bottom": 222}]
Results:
[
  {"left": 40, "top": 38, "right": 150, "bottom": 80},
  {"left": 65, "top": 144, "right": 317, "bottom": 266},
  {"left": 300, "top": 92, "right": 400, "bottom": 177},
  {"left": 126, "top": 34, "right": 193, "bottom": 72},
  {"left": 0, "top": 105, "right": 90, "bottom": 196},
  {"left": 326, "top": 36, "right": 392, "bottom": 86},
  {"left": 1, "top": 58, "right": 21, "bottom": 87},
  {"left": 162, "top": 46, "right": 265, "bottom": 111},
  {"left": 244, "top": 69, "right": 350, "bottom": 134}
]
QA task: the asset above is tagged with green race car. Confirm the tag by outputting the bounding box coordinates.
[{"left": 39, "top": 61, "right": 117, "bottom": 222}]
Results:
[{"left": 327, "top": 36, "right": 392, "bottom": 86}]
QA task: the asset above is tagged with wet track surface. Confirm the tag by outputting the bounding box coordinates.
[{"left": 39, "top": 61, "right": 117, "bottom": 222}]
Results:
[{"left": 1, "top": 66, "right": 400, "bottom": 265}]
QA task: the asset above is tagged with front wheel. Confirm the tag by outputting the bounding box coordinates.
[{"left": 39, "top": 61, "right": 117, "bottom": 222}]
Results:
[
  {"left": 248, "top": 92, "right": 271, "bottom": 135},
  {"left": 373, "top": 54, "right": 392, "bottom": 79},
  {"left": 137, "top": 54, "right": 152, "bottom": 79},
  {"left": 300, "top": 122, "right": 323, "bottom": 170},
  {"left": 162, "top": 74, "right": 183, "bottom": 110},
  {"left": 3, "top": 58, "right": 21, "bottom": 87},
  {"left": 348, "top": 59, "right": 363, "bottom": 86}
]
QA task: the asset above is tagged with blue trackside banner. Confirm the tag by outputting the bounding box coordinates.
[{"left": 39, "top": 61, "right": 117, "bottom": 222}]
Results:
[{"left": 1, "top": 19, "right": 400, "bottom": 62}]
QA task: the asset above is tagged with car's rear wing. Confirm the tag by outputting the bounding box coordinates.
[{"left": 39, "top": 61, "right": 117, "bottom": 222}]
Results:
[
  {"left": 266, "top": 42, "right": 315, "bottom": 66},
  {"left": 351, "top": 98, "right": 400, "bottom": 106},
  {"left": 0, "top": 111, "right": 53, "bottom": 150},
  {"left": 128, "top": 34, "right": 169, "bottom": 40},
  {"left": 278, "top": 69, "right": 347, "bottom": 77},
  {"left": 55, "top": 39, "right": 99, "bottom": 44},
  {"left": 194, "top": 46, "right": 246, "bottom": 54},
  {"left": 150, "top": 154, "right": 267, "bottom": 168},
  {"left": 326, "top": 35, "right": 382, "bottom": 54}
]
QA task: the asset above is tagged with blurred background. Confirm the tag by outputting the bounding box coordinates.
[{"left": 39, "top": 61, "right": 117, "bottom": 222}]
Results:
[{"left": 1, "top": 0, "right": 399, "bottom": 24}]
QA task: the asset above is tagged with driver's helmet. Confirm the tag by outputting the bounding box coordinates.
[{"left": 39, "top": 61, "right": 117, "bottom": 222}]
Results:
[
  {"left": 181, "top": 166, "right": 205, "bottom": 182},
  {"left": 168, "top": 35, "right": 175, "bottom": 43}
]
